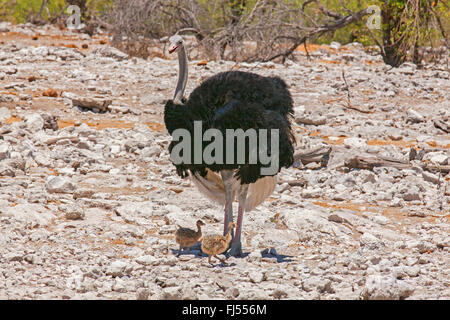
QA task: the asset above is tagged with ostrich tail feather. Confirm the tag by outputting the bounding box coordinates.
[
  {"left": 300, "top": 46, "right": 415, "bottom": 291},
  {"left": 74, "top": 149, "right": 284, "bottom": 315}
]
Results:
[
  {"left": 245, "top": 175, "right": 277, "bottom": 211},
  {"left": 189, "top": 169, "right": 239, "bottom": 206},
  {"left": 190, "top": 169, "right": 275, "bottom": 212}
]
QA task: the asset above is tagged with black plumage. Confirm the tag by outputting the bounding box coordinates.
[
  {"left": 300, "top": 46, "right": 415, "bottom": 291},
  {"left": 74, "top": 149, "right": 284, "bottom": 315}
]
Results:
[{"left": 164, "top": 70, "right": 295, "bottom": 184}]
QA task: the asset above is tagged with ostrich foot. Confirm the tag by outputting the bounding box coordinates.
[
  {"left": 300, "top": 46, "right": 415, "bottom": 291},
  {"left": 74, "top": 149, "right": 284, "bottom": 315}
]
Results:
[{"left": 216, "top": 255, "right": 228, "bottom": 266}]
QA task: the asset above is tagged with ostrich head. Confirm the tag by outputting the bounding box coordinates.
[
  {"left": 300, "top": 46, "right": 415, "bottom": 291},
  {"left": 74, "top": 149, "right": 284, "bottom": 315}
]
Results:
[
  {"left": 168, "top": 34, "right": 188, "bottom": 103},
  {"left": 168, "top": 34, "right": 184, "bottom": 54},
  {"left": 196, "top": 220, "right": 205, "bottom": 228}
]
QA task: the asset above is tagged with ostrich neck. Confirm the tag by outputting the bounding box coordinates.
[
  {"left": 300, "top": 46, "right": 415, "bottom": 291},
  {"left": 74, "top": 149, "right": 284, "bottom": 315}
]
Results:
[
  {"left": 225, "top": 230, "right": 233, "bottom": 245},
  {"left": 173, "top": 46, "right": 188, "bottom": 103}
]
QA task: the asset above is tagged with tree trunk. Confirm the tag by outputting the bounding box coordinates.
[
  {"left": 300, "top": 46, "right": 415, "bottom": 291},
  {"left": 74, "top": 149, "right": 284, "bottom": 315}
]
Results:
[
  {"left": 220, "top": 0, "right": 246, "bottom": 59},
  {"left": 380, "top": 1, "right": 405, "bottom": 67},
  {"left": 66, "top": 0, "right": 87, "bottom": 21},
  {"left": 38, "top": 0, "right": 48, "bottom": 19}
]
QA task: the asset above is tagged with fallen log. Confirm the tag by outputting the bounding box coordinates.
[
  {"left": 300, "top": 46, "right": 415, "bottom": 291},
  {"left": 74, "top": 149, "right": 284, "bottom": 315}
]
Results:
[
  {"left": 44, "top": 136, "right": 80, "bottom": 145},
  {"left": 419, "top": 164, "right": 450, "bottom": 174},
  {"left": 278, "top": 178, "right": 308, "bottom": 187},
  {"left": 433, "top": 119, "right": 450, "bottom": 133},
  {"left": 344, "top": 155, "right": 450, "bottom": 174},
  {"left": 293, "top": 145, "right": 332, "bottom": 166},
  {"left": 295, "top": 115, "right": 327, "bottom": 126}
]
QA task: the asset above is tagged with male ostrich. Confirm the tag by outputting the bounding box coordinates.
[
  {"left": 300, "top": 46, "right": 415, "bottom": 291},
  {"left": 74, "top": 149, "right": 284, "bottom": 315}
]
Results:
[{"left": 164, "top": 35, "right": 295, "bottom": 256}]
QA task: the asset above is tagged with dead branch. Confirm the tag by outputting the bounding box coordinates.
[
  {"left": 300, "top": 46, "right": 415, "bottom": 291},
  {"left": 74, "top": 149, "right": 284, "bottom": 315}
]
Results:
[
  {"left": 38, "top": 0, "right": 49, "bottom": 19},
  {"left": 341, "top": 69, "right": 351, "bottom": 103},
  {"left": 107, "top": 1, "right": 374, "bottom": 62},
  {"left": 293, "top": 145, "right": 332, "bottom": 166},
  {"left": 339, "top": 71, "right": 375, "bottom": 114},
  {"left": 278, "top": 178, "right": 308, "bottom": 187},
  {"left": 344, "top": 155, "right": 450, "bottom": 174},
  {"left": 261, "top": 7, "right": 372, "bottom": 62},
  {"left": 316, "top": 0, "right": 343, "bottom": 20},
  {"left": 295, "top": 116, "right": 327, "bottom": 126},
  {"left": 433, "top": 119, "right": 450, "bottom": 133}
]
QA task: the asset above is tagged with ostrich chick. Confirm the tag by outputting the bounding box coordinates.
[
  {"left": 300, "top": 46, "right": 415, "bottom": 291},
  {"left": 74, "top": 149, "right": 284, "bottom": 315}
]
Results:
[
  {"left": 201, "top": 222, "right": 235, "bottom": 265},
  {"left": 175, "top": 220, "right": 205, "bottom": 256}
]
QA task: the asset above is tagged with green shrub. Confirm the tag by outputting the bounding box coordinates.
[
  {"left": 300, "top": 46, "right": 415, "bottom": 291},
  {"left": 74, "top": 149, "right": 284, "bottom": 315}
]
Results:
[{"left": 0, "top": 0, "right": 66, "bottom": 23}]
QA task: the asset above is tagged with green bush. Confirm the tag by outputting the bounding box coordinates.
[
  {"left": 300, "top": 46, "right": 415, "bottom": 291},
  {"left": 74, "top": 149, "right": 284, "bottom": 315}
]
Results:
[
  {"left": 0, "top": 0, "right": 65, "bottom": 23},
  {"left": 1, "top": 0, "right": 448, "bottom": 65},
  {"left": 0, "top": 0, "right": 113, "bottom": 23}
]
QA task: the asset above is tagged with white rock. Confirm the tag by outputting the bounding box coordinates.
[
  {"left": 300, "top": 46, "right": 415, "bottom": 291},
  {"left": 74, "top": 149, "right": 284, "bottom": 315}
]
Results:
[
  {"left": 45, "top": 176, "right": 76, "bottom": 193},
  {"left": 110, "top": 145, "right": 121, "bottom": 154},
  {"left": 136, "top": 288, "right": 149, "bottom": 300},
  {"left": 109, "top": 105, "right": 131, "bottom": 114},
  {"left": 60, "top": 204, "right": 85, "bottom": 220},
  {"left": 407, "top": 109, "right": 424, "bottom": 123},
  {"left": 371, "top": 215, "right": 389, "bottom": 225},
  {"left": 112, "top": 278, "right": 128, "bottom": 293},
  {"left": 136, "top": 255, "right": 159, "bottom": 266},
  {"left": 302, "top": 277, "right": 333, "bottom": 293},
  {"left": 109, "top": 168, "right": 121, "bottom": 175},
  {"left": 405, "top": 266, "right": 420, "bottom": 277},
  {"left": 24, "top": 113, "right": 44, "bottom": 132},
  {"left": 4, "top": 251, "right": 24, "bottom": 262},
  {"left": 294, "top": 105, "right": 306, "bottom": 115},
  {"left": 106, "top": 260, "right": 131, "bottom": 277},
  {"left": 249, "top": 271, "right": 264, "bottom": 283},
  {"left": 92, "top": 46, "right": 128, "bottom": 61},
  {"left": 360, "top": 232, "right": 383, "bottom": 249},
  {"left": 0, "top": 23, "right": 9, "bottom": 32},
  {"left": 0, "top": 142, "right": 10, "bottom": 160},
  {"left": 343, "top": 137, "right": 367, "bottom": 149},
  {"left": 0, "top": 107, "right": 11, "bottom": 121},
  {"left": 390, "top": 197, "right": 403, "bottom": 207},
  {"left": 422, "top": 171, "right": 440, "bottom": 184},
  {"left": 275, "top": 182, "right": 290, "bottom": 194},
  {"left": 3, "top": 204, "right": 55, "bottom": 227},
  {"left": 140, "top": 146, "right": 161, "bottom": 159},
  {"left": 428, "top": 153, "right": 448, "bottom": 165},
  {"left": 161, "top": 286, "right": 181, "bottom": 300},
  {"left": 330, "top": 42, "right": 341, "bottom": 50},
  {"left": 361, "top": 275, "right": 414, "bottom": 300},
  {"left": 4, "top": 66, "right": 17, "bottom": 75},
  {"left": 334, "top": 183, "right": 347, "bottom": 193},
  {"left": 401, "top": 186, "right": 420, "bottom": 201},
  {"left": 114, "top": 201, "right": 158, "bottom": 223},
  {"left": 34, "top": 154, "right": 52, "bottom": 167},
  {"left": 392, "top": 266, "right": 407, "bottom": 279}
]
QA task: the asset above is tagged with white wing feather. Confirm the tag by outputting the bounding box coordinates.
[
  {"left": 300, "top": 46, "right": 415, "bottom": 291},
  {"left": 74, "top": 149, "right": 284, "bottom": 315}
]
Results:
[
  {"left": 189, "top": 169, "right": 276, "bottom": 212},
  {"left": 245, "top": 175, "right": 277, "bottom": 211}
]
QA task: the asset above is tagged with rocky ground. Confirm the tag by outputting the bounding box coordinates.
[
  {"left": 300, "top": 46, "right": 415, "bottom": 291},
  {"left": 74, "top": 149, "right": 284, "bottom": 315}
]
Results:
[{"left": 0, "top": 22, "right": 449, "bottom": 300}]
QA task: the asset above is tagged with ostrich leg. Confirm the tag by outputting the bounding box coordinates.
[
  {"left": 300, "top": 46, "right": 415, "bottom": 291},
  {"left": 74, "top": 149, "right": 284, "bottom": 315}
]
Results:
[
  {"left": 229, "top": 184, "right": 248, "bottom": 257},
  {"left": 221, "top": 170, "right": 234, "bottom": 236}
]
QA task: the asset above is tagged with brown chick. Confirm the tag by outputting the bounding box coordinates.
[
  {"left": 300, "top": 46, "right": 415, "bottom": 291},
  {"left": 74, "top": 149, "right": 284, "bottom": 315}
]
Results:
[
  {"left": 201, "top": 222, "right": 235, "bottom": 265},
  {"left": 175, "top": 220, "right": 205, "bottom": 256}
]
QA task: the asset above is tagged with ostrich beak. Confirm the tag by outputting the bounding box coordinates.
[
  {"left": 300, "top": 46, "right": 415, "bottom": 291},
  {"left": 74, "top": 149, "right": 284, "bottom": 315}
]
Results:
[{"left": 169, "top": 45, "right": 178, "bottom": 54}]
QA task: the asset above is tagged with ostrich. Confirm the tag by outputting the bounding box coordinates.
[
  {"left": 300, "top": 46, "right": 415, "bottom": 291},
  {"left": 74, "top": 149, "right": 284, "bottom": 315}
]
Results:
[
  {"left": 164, "top": 34, "right": 295, "bottom": 256},
  {"left": 202, "top": 222, "right": 235, "bottom": 265},
  {"left": 174, "top": 220, "right": 205, "bottom": 257}
]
